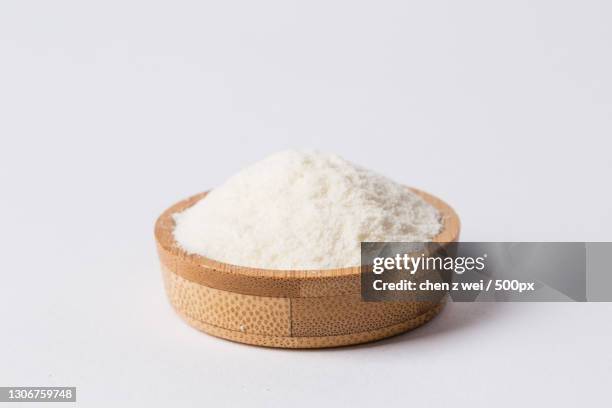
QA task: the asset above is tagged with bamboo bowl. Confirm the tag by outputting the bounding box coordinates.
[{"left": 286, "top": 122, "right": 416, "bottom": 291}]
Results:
[{"left": 155, "top": 188, "right": 460, "bottom": 348}]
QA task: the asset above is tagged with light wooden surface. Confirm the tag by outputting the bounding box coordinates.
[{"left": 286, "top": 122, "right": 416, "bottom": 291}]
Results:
[{"left": 155, "top": 188, "right": 460, "bottom": 348}]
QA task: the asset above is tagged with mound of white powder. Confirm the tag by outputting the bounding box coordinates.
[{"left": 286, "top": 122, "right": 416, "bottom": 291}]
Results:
[{"left": 173, "top": 150, "right": 441, "bottom": 269}]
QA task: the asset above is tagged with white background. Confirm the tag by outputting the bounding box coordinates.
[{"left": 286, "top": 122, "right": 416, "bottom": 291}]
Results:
[{"left": 1, "top": 1, "right": 611, "bottom": 406}]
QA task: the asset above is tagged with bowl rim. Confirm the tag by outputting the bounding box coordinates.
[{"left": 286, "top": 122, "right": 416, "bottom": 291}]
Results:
[{"left": 155, "top": 187, "right": 460, "bottom": 280}]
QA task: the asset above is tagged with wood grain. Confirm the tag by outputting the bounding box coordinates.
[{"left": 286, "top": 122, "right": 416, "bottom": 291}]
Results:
[{"left": 155, "top": 187, "right": 460, "bottom": 348}]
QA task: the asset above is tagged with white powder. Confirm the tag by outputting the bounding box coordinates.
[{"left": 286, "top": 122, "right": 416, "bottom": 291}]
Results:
[{"left": 173, "top": 150, "right": 442, "bottom": 270}]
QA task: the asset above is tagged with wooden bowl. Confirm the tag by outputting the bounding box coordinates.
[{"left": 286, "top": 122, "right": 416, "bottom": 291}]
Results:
[{"left": 155, "top": 188, "right": 460, "bottom": 348}]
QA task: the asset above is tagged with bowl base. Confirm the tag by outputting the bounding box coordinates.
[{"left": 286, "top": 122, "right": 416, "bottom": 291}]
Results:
[{"left": 173, "top": 302, "right": 444, "bottom": 349}]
